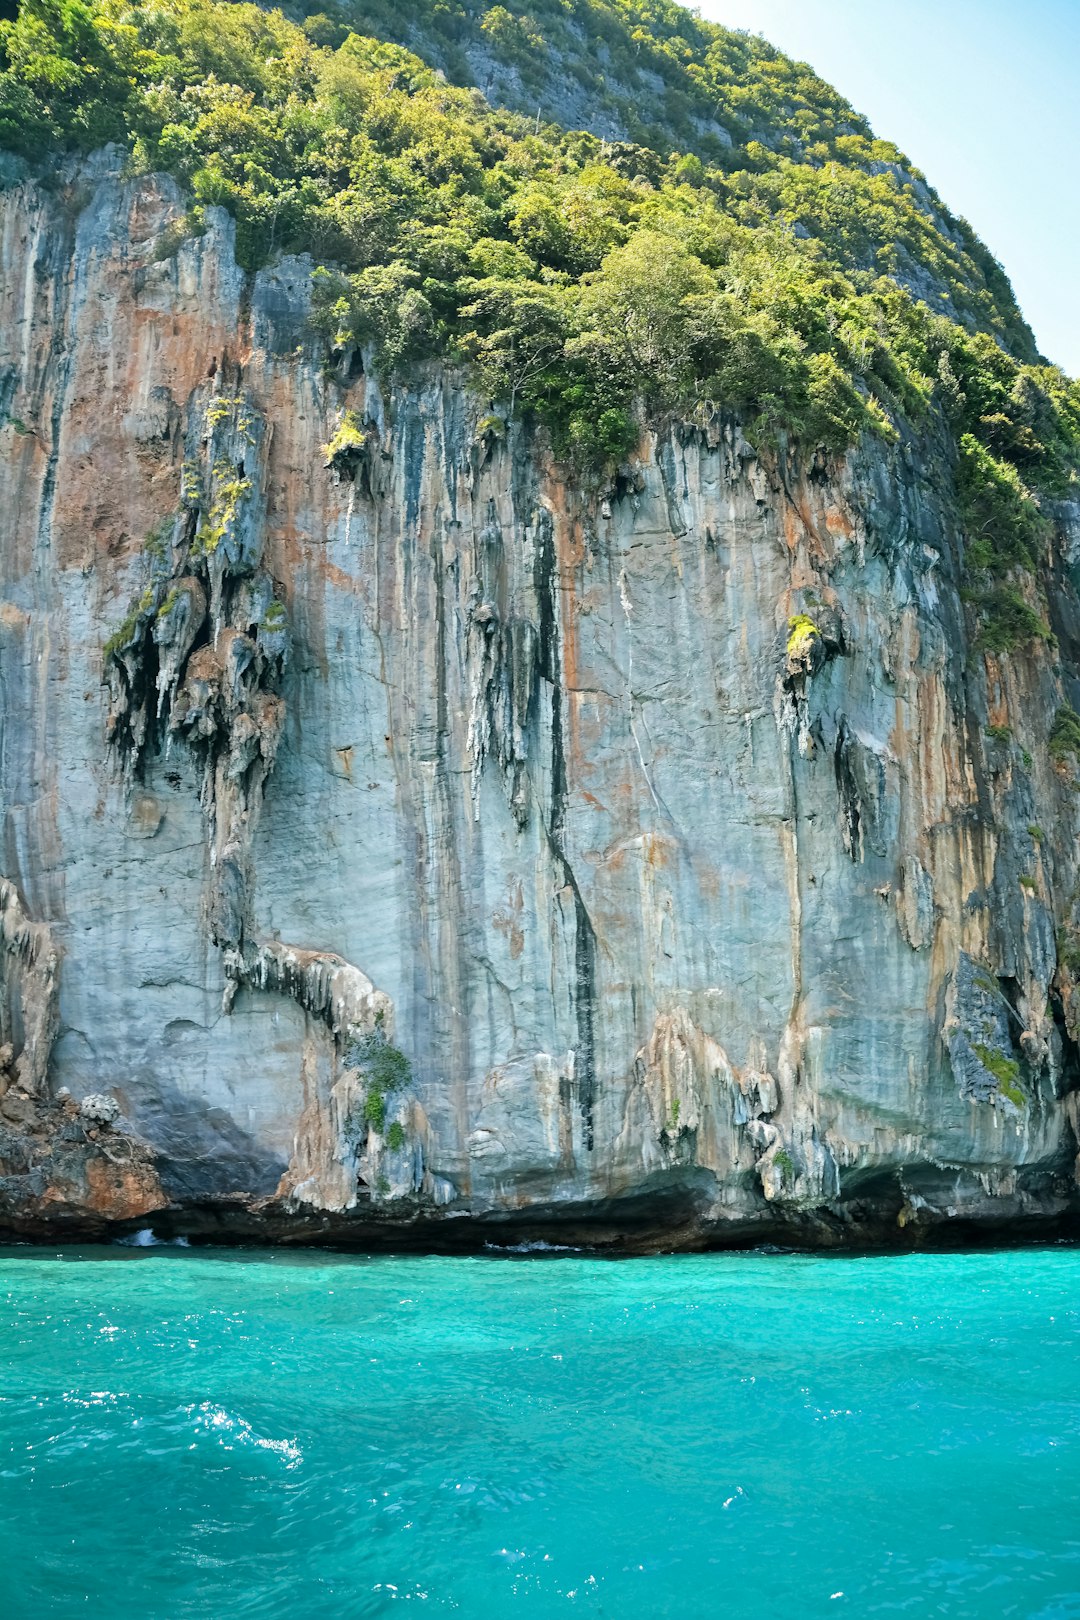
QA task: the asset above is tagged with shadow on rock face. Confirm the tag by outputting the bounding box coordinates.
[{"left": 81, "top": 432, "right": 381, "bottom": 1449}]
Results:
[{"left": 119, "top": 1075, "right": 285, "bottom": 1202}]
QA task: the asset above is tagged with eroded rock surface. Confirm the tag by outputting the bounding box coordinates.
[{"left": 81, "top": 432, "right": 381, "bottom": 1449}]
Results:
[{"left": 2, "top": 158, "right": 1080, "bottom": 1248}]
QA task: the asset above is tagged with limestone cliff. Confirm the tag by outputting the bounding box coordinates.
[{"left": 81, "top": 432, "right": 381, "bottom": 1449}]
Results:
[{"left": 2, "top": 155, "right": 1080, "bottom": 1249}]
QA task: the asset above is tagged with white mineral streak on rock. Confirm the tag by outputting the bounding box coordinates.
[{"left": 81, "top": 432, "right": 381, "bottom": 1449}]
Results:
[{"left": 0, "top": 160, "right": 1078, "bottom": 1240}]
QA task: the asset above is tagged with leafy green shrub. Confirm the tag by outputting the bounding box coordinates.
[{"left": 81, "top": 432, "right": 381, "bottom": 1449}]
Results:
[
  {"left": 322, "top": 408, "right": 368, "bottom": 476},
  {"left": 152, "top": 207, "right": 205, "bottom": 261},
  {"left": 104, "top": 583, "right": 156, "bottom": 656},
  {"left": 970, "top": 586, "right": 1050, "bottom": 654},
  {"left": 344, "top": 1027, "right": 411, "bottom": 1140},
  {"left": 191, "top": 469, "right": 250, "bottom": 556},
  {"left": 1058, "top": 927, "right": 1080, "bottom": 977},
  {"left": 479, "top": 4, "right": 544, "bottom": 64},
  {"left": 1050, "top": 704, "right": 1080, "bottom": 764},
  {"left": 958, "top": 434, "right": 1050, "bottom": 575},
  {"left": 474, "top": 413, "right": 506, "bottom": 442},
  {"left": 362, "top": 1087, "right": 387, "bottom": 1131}
]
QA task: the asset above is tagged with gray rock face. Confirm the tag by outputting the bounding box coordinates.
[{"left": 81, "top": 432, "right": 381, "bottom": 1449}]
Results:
[{"left": 1, "top": 162, "right": 1079, "bottom": 1247}]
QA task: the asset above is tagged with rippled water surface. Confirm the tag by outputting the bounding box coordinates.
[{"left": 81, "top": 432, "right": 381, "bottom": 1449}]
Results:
[{"left": 3, "top": 1246, "right": 1080, "bottom": 1618}]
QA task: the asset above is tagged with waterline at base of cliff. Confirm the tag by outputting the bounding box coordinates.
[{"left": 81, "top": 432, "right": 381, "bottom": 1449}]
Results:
[
  {"left": 3, "top": 1171, "right": 1080, "bottom": 1255},
  {"left": 3, "top": 1246, "right": 1080, "bottom": 1619}
]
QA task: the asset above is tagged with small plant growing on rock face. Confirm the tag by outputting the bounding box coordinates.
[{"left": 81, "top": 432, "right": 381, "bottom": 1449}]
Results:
[
  {"left": 152, "top": 207, "right": 205, "bottom": 262},
  {"left": 474, "top": 413, "right": 506, "bottom": 442},
  {"left": 986, "top": 723, "right": 1011, "bottom": 743},
  {"left": 144, "top": 521, "right": 173, "bottom": 569},
  {"left": 192, "top": 465, "right": 251, "bottom": 556},
  {"left": 103, "top": 520, "right": 188, "bottom": 663},
  {"left": 973, "top": 1043, "right": 1024, "bottom": 1108},
  {"left": 205, "top": 393, "right": 245, "bottom": 431},
  {"left": 344, "top": 1027, "right": 411, "bottom": 1143},
  {"left": 773, "top": 1148, "right": 795, "bottom": 1180},
  {"left": 363, "top": 1087, "right": 387, "bottom": 1131},
  {"left": 386, "top": 1121, "right": 407, "bottom": 1152},
  {"left": 181, "top": 462, "right": 202, "bottom": 507},
  {"left": 784, "top": 614, "right": 826, "bottom": 684},
  {"left": 104, "top": 584, "right": 157, "bottom": 657},
  {"left": 964, "top": 582, "right": 1051, "bottom": 655},
  {"left": 1049, "top": 704, "right": 1080, "bottom": 766},
  {"left": 786, "top": 614, "right": 820, "bottom": 659},
  {"left": 1019, "top": 874, "right": 1037, "bottom": 893},
  {"left": 323, "top": 410, "right": 368, "bottom": 480},
  {"left": 156, "top": 585, "right": 181, "bottom": 621}
]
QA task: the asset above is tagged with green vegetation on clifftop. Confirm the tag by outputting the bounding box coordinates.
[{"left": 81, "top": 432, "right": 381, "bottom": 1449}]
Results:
[
  {"left": 307, "top": 0, "right": 1034, "bottom": 357},
  {"left": 2, "top": 0, "right": 1078, "bottom": 637}
]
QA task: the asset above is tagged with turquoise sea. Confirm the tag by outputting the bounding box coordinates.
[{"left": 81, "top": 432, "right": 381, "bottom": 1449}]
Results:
[{"left": 2, "top": 1245, "right": 1079, "bottom": 1618}]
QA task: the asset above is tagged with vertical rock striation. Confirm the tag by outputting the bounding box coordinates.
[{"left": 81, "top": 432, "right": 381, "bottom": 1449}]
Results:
[{"left": 1, "top": 158, "right": 1079, "bottom": 1246}]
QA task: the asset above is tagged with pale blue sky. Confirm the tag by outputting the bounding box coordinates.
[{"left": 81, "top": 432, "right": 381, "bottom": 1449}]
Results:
[{"left": 699, "top": 0, "right": 1080, "bottom": 374}]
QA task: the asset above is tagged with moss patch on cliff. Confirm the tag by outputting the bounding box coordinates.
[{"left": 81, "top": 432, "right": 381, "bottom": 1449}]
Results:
[
  {"left": 972, "top": 1043, "right": 1024, "bottom": 1108},
  {"left": 104, "top": 583, "right": 156, "bottom": 657}
]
